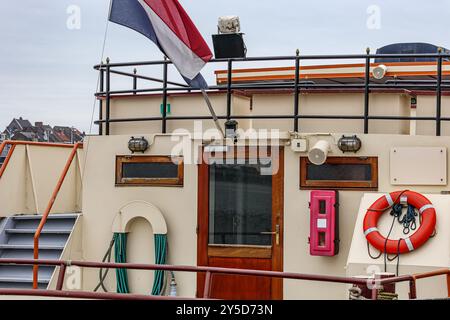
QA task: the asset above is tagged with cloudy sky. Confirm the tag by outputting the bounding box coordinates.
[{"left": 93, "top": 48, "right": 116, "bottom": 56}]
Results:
[{"left": 1, "top": 0, "right": 449, "bottom": 133}]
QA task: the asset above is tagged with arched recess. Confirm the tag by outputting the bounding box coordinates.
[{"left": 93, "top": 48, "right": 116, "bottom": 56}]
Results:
[{"left": 112, "top": 200, "right": 167, "bottom": 235}]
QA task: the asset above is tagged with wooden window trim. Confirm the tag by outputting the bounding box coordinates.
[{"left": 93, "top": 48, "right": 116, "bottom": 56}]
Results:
[
  {"left": 115, "top": 155, "right": 184, "bottom": 187},
  {"left": 300, "top": 156, "right": 378, "bottom": 190}
]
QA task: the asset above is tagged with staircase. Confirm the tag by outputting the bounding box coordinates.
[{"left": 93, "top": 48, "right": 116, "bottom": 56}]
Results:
[{"left": 0, "top": 213, "right": 79, "bottom": 289}]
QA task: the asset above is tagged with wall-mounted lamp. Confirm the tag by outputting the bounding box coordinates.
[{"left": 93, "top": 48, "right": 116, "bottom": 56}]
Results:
[
  {"left": 225, "top": 120, "right": 238, "bottom": 141},
  {"left": 128, "top": 136, "right": 149, "bottom": 153},
  {"left": 337, "top": 135, "right": 362, "bottom": 153}
]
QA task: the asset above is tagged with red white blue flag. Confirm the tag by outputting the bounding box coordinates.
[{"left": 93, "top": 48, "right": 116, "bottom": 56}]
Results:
[{"left": 109, "top": 0, "right": 213, "bottom": 88}]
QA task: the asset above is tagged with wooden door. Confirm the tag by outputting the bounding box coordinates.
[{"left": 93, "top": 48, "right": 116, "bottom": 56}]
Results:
[{"left": 197, "top": 146, "right": 284, "bottom": 300}]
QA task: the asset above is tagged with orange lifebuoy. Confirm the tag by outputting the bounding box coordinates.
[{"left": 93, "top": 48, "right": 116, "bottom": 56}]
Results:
[{"left": 363, "top": 191, "right": 436, "bottom": 254}]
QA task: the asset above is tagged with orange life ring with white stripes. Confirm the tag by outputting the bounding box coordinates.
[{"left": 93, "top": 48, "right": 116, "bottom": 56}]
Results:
[{"left": 363, "top": 191, "right": 436, "bottom": 254}]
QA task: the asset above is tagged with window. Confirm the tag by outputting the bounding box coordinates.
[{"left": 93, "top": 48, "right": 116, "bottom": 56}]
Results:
[
  {"left": 116, "top": 155, "right": 183, "bottom": 186},
  {"left": 208, "top": 161, "right": 273, "bottom": 246},
  {"left": 300, "top": 156, "right": 378, "bottom": 190}
]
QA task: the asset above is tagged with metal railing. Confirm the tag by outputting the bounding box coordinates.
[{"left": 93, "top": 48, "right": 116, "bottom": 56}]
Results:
[
  {"left": 94, "top": 51, "right": 450, "bottom": 137},
  {"left": 0, "top": 141, "right": 83, "bottom": 289},
  {"left": 0, "top": 258, "right": 448, "bottom": 300},
  {"left": 412, "top": 268, "right": 450, "bottom": 298}
]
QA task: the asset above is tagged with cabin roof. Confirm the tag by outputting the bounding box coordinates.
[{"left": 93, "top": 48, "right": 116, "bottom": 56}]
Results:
[{"left": 214, "top": 61, "right": 450, "bottom": 85}]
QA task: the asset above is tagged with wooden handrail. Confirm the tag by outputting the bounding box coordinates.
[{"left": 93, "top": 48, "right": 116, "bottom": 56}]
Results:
[{"left": 32, "top": 142, "right": 83, "bottom": 289}]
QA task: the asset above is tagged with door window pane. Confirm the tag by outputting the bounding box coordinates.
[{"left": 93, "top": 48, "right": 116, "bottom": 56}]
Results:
[{"left": 209, "top": 161, "right": 272, "bottom": 246}]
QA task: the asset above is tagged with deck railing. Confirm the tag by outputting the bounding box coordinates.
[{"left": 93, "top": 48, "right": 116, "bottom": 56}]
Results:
[
  {"left": 0, "top": 258, "right": 448, "bottom": 300},
  {"left": 94, "top": 51, "right": 450, "bottom": 136}
]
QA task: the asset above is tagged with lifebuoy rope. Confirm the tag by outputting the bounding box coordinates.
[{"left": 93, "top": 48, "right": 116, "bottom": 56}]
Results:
[{"left": 365, "top": 190, "right": 437, "bottom": 276}]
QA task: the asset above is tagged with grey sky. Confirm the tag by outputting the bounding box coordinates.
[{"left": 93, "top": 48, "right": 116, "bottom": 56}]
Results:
[{"left": 1, "top": 0, "right": 450, "bottom": 132}]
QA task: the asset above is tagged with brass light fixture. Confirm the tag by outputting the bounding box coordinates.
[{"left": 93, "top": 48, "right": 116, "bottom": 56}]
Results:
[
  {"left": 128, "top": 136, "right": 149, "bottom": 153},
  {"left": 338, "top": 135, "right": 362, "bottom": 153}
]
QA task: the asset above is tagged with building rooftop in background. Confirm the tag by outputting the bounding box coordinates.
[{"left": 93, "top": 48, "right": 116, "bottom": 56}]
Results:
[{"left": 0, "top": 117, "right": 85, "bottom": 145}]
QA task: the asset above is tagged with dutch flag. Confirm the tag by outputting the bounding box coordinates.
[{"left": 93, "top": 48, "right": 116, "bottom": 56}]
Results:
[{"left": 109, "top": 0, "right": 213, "bottom": 88}]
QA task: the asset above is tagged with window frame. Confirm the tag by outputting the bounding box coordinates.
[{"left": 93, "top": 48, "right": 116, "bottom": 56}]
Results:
[
  {"left": 300, "top": 156, "right": 378, "bottom": 190},
  {"left": 115, "top": 155, "right": 184, "bottom": 187}
]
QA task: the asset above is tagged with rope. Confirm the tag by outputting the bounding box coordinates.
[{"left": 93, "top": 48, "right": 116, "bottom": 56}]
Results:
[
  {"left": 93, "top": 235, "right": 116, "bottom": 292},
  {"left": 383, "top": 205, "right": 399, "bottom": 273},
  {"left": 80, "top": 0, "right": 112, "bottom": 182},
  {"left": 377, "top": 291, "right": 398, "bottom": 300},
  {"left": 366, "top": 199, "right": 408, "bottom": 276},
  {"left": 348, "top": 286, "right": 366, "bottom": 300},
  {"left": 398, "top": 204, "right": 418, "bottom": 235}
]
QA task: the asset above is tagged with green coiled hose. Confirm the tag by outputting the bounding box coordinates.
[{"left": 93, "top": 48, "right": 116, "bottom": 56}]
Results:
[
  {"left": 114, "top": 233, "right": 129, "bottom": 293},
  {"left": 113, "top": 232, "right": 168, "bottom": 295},
  {"left": 151, "top": 234, "right": 167, "bottom": 295}
]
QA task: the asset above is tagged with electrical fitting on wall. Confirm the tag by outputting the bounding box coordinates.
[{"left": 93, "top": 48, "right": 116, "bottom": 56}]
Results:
[{"left": 288, "top": 132, "right": 335, "bottom": 156}]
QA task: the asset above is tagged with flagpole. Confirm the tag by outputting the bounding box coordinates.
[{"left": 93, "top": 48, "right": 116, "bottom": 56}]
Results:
[{"left": 201, "top": 89, "right": 225, "bottom": 138}]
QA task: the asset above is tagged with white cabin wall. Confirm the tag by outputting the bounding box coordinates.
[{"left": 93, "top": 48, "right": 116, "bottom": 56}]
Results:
[
  {"left": 250, "top": 93, "right": 410, "bottom": 134},
  {"left": 105, "top": 92, "right": 418, "bottom": 136},
  {"left": 416, "top": 95, "right": 450, "bottom": 136},
  {"left": 80, "top": 135, "right": 198, "bottom": 297},
  {"left": 283, "top": 134, "right": 450, "bottom": 299},
  {"left": 107, "top": 93, "right": 230, "bottom": 135},
  {"left": 0, "top": 145, "right": 82, "bottom": 217},
  {"left": 80, "top": 133, "right": 450, "bottom": 299}
]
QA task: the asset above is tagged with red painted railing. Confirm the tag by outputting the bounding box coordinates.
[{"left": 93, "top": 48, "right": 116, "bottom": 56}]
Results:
[
  {"left": 0, "top": 140, "right": 78, "bottom": 179},
  {"left": 412, "top": 268, "right": 450, "bottom": 298},
  {"left": 0, "top": 140, "right": 83, "bottom": 289},
  {"left": 0, "top": 258, "right": 448, "bottom": 300}
]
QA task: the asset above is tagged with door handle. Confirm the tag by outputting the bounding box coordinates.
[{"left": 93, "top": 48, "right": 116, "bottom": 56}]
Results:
[{"left": 260, "top": 224, "right": 280, "bottom": 245}]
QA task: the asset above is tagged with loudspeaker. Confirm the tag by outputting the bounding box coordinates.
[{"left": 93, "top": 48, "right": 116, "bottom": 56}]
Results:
[
  {"left": 308, "top": 140, "right": 330, "bottom": 166},
  {"left": 372, "top": 64, "right": 388, "bottom": 80},
  {"left": 212, "top": 33, "right": 247, "bottom": 59}
]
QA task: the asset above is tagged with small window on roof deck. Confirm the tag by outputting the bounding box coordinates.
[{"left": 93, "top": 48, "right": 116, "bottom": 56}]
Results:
[
  {"left": 300, "top": 156, "right": 378, "bottom": 190},
  {"left": 115, "top": 155, "right": 184, "bottom": 187}
]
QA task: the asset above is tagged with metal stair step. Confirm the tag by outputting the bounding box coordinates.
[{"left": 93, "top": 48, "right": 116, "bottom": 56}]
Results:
[
  {"left": 12, "top": 213, "right": 80, "bottom": 220},
  {"left": 0, "top": 244, "right": 65, "bottom": 250},
  {"left": 0, "top": 250, "right": 62, "bottom": 260},
  {"left": 0, "top": 265, "right": 54, "bottom": 277},
  {"left": 0, "top": 276, "right": 50, "bottom": 284},
  {"left": 0, "top": 213, "right": 79, "bottom": 289},
  {"left": 5, "top": 229, "right": 71, "bottom": 234},
  {"left": 12, "top": 215, "right": 78, "bottom": 231},
  {"left": 6, "top": 233, "right": 70, "bottom": 246}
]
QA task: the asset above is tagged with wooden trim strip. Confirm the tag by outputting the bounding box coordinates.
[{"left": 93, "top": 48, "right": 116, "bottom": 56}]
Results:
[
  {"left": 216, "top": 61, "right": 450, "bottom": 83},
  {"left": 215, "top": 61, "right": 450, "bottom": 74},
  {"left": 208, "top": 245, "right": 272, "bottom": 259}
]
